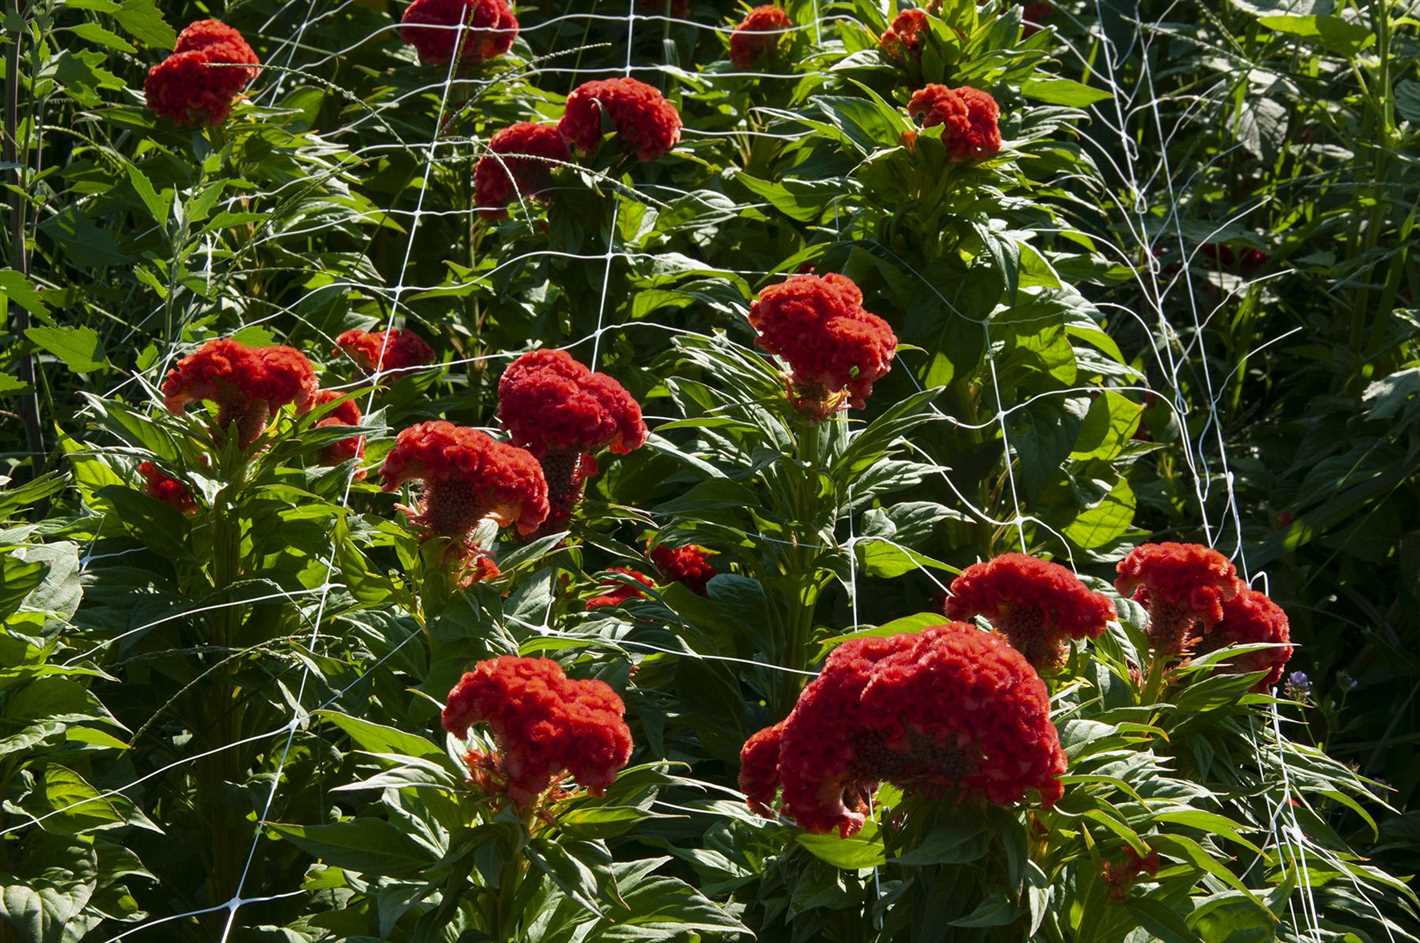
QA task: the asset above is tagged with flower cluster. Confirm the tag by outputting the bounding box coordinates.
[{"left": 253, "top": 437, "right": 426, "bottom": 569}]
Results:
[
  {"left": 747, "top": 273, "right": 897, "bottom": 419},
  {"left": 334, "top": 328, "right": 435, "bottom": 376},
  {"left": 442, "top": 656, "right": 633, "bottom": 806},
  {"left": 586, "top": 567, "right": 655, "bottom": 610},
  {"left": 1202, "top": 587, "right": 1293, "bottom": 692},
  {"left": 729, "top": 6, "right": 793, "bottom": 69},
  {"left": 906, "top": 85, "right": 1002, "bottom": 161},
  {"left": 650, "top": 543, "right": 716, "bottom": 595},
  {"left": 312, "top": 390, "right": 365, "bottom": 471},
  {"left": 138, "top": 461, "right": 198, "bottom": 515},
  {"left": 399, "top": 0, "right": 517, "bottom": 66},
  {"left": 474, "top": 122, "right": 570, "bottom": 218},
  {"left": 1100, "top": 847, "right": 1160, "bottom": 901},
  {"left": 740, "top": 623, "right": 1066, "bottom": 836},
  {"left": 946, "top": 553, "right": 1115, "bottom": 670},
  {"left": 878, "top": 8, "right": 928, "bottom": 61},
  {"left": 145, "top": 20, "right": 260, "bottom": 126},
  {"left": 162, "top": 338, "right": 318, "bottom": 448},
  {"left": 1115, "top": 542, "right": 1240, "bottom": 655},
  {"left": 497, "top": 349, "right": 646, "bottom": 528},
  {"left": 558, "top": 78, "right": 682, "bottom": 161}
]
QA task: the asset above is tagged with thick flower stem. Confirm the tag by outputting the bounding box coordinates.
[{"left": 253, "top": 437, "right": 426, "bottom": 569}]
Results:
[{"left": 772, "top": 419, "right": 827, "bottom": 715}]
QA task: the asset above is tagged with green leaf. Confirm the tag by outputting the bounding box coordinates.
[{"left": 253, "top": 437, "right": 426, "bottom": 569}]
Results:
[
  {"left": 68, "top": 21, "right": 135, "bottom": 51},
  {"left": 0, "top": 833, "right": 97, "bottom": 943},
  {"left": 1062, "top": 476, "right": 1135, "bottom": 549},
  {"left": 1020, "top": 77, "right": 1112, "bottom": 106},
  {"left": 892, "top": 821, "right": 988, "bottom": 866},
  {"left": 949, "top": 892, "right": 1016, "bottom": 928},
  {"left": 0, "top": 269, "right": 51, "bottom": 315},
  {"left": 0, "top": 555, "right": 47, "bottom": 619},
  {"left": 125, "top": 163, "right": 168, "bottom": 226},
  {"left": 1070, "top": 392, "right": 1143, "bottom": 460},
  {"left": 608, "top": 873, "right": 751, "bottom": 937},
  {"left": 1257, "top": 14, "right": 1373, "bottom": 54},
  {"left": 112, "top": 0, "right": 176, "bottom": 48},
  {"left": 25, "top": 326, "right": 108, "bottom": 375},
  {"left": 268, "top": 819, "right": 437, "bottom": 877},
  {"left": 855, "top": 539, "right": 956, "bottom": 578},
  {"left": 526, "top": 838, "right": 607, "bottom": 917},
  {"left": 315, "top": 710, "right": 445, "bottom": 760},
  {"left": 797, "top": 825, "right": 886, "bottom": 869},
  {"left": 819, "top": 611, "right": 945, "bottom": 650}
]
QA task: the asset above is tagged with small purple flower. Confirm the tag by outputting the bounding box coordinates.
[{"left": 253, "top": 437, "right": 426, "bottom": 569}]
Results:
[{"left": 1284, "top": 670, "right": 1311, "bottom": 698}]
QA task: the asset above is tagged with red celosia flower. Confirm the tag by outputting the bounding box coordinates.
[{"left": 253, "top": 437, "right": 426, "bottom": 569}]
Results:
[
  {"left": 1200, "top": 587, "right": 1292, "bottom": 692},
  {"left": 740, "top": 623, "right": 1065, "bottom": 836},
  {"left": 312, "top": 389, "right": 365, "bottom": 471},
  {"left": 1115, "top": 542, "right": 1241, "bottom": 655},
  {"left": 906, "top": 84, "right": 1002, "bottom": 161},
  {"left": 878, "top": 8, "right": 928, "bottom": 61},
  {"left": 162, "top": 338, "right": 318, "bottom": 447},
  {"left": 586, "top": 567, "right": 655, "bottom": 610},
  {"left": 558, "top": 78, "right": 682, "bottom": 161},
  {"left": 334, "top": 327, "right": 435, "bottom": 377},
  {"left": 946, "top": 553, "right": 1114, "bottom": 670},
  {"left": 380, "top": 420, "right": 549, "bottom": 545},
  {"left": 145, "top": 20, "right": 260, "bottom": 126},
  {"left": 474, "top": 122, "right": 570, "bottom": 218},
  {"left": 137, "top": 461, "right": 198, "bottom": 515},
  {"left": 1101, "top": 846, "right": 1160, "bottom": 901},
  {"left": 400, "top": 0, "right": 517, "bottom": 66},
  {"left": 650, "top": 543, "right": 716, "bottom": 595},
  {"left": 442, "top": 656, "right": 633, "bottom": 806},
  {"left": 747, "top": 273, "right": 897, "bottom": 418},
  {"left": 729, "top": 6, "right": 793, "bottom": 69}
]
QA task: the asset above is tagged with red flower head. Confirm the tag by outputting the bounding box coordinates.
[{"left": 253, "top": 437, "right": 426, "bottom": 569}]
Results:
[
  {"left": 442, "top": 656, "right": 633, "bottom": 806},
  {"left": 334, "top": 327, "right": 435, "bottom": 377},
  {"left": 1200, "top": 587, "right": 1292, "bottom": 692},
  {"left": 650, "top": 543, "right": 717, "bottom": 595},
  {"left": 741, "top": 623, "right": 1065, "bottom": 836},
  {"left": 145, "top": 20, "right": 260, "bottom": 126},
  {"left": 380, "top": 420, "right": 549, "bottom": 549},
  {"left": 730, "top": 6, "right": 793, "bottom": 69},
  {"left": 586, "top": 567, "right": 656, "bottom": 610},
  {"left": 162, "top": 338, "right": 318, "bottom": 447},
  {"left": 137, "top": 461, "right": 198, "bottom": 515},
  {"left": 1101, "top": 846, "right": 1160, "bottom": 901},
  {"left": 474, "top": 122, "right": 570, "bottom": 218},
  {"left": 1115, "top": 542, "right": 1241, "bottom": 655},
  {"left": 906, "top": 84, "right": 1002, "bottom": 161},
  {"left": 878, "top": 8, "right": 928, "bottom": 61},
  {"left": 400, "top": 0, "right": 517, "bottom": 66},
  {"left": 747, "top": 273, "right": 897, "bottom": 419},
  {"left": 946, "top": 553, "right": 1114, "bottom": 670},
  {"left": 312, "top": 390, "right": 365, "bottom": 472},
  {"left": 558, "top": 78, "right": 682, "bottom": 161}
]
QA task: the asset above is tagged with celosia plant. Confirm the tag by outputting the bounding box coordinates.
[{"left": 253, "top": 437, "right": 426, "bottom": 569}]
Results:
[
  {"left": 878, "top": 8, "right": 928, "bottom": 62},
  {"left": 906, "top": 84, "right": 1003, "bottom": 161},
  {"left": 729, "top": 6, "right": 793, "bottom": 69},
  {"left": 1201, "top": 586, "right": 1293, "bottom": 691},
  {"left": 137, "top": 461, "right": 198, "bottom": 515},
  {"left": 399, "top": 0, "right": 518, "bottom": 66},
  {"left": 334, "top": 327, "right": 434, "bottom": 377},
  {"left": 442, "top": 656, "right": 633, "bottom": 806},
  {"left": 558, "top": 77, "right": 682, "bottom": 161},
  {"left": 650, "top": 543, "right": 717, "bottom": 595},
  {"left": 162, "top": 338, "right": 318, "bottom": 448},
  {"left": 311, "top": 390, "right": 365, "bottom": 470},
  {"left": 1115, "top": 541, "right": 1240, "bottom": 655},
  {"left": 946, "top": 553, "right": 1114, "bottom": 670},
  {"left": 585, "top": 567, "right": 655, "bottom": 609},
  {"left": 145, "top": 19, "right": 260, "bottom": 126},
  {"left": 747, "top": 273, "right": 897, "bottom": 419},
  {"left": 741, "top": 623, "right": 1066, "bottom": 836},
  {"left": 474, "top": 122, "right": 570, "bottom": 218}
]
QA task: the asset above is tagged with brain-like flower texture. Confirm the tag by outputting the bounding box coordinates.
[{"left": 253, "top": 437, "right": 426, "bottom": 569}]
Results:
[
  {"left": 946, "top": 553, "right": 1114, "bottom": 670},
  {"left": 334, "top": 327, "right": 435, "bottom": 377},
  {"left": 586, "top": 567, "right": 655, "bottom": 610},
  {"left": 138, "top": 461, "right": 197, "bottom": 515},
  {"left": 650, "top": 543, "right": 717, "bottom": 595},
  {"left": 312, "top": 390, "right": 365, "bottom": 471},
  {"left": 1201, "top": 587, "right": 1293, "bottom": 691},
  {"left": 442, "top": 656, "right": 632, "bottom": 807},
  {"left": 907, "top": 84, "right": 1002, "bottom": 161},
  {"left": 730, "top": 6, "right": 793, "bottom": 69},
  {"left": 740, "top": 623, "right": 1065, "bottom": 836},
  {"left": 145, "top": 20, "right": 260, "bottom": 126},
  {"left": 558, "top": 78, "right": 682, "bottom": 161},
  {"left": 1115, "top": 542, "right": 1241, "bottom": 655},
  {"left": 380, "top": 420, "right": 549, "bottom": 544},
  {"left": 162, "top": 338, "right": 318, "bottom": 448},
  {"left": 878, "top": 8, "right": 928, "bottom": 61},
  {"left": 400, "top": 0, "right": 517, "bottom": 66},
  {"left": 474, "top": 122, "right": 570, "bottom": 218},
  {"left": 748, "top": 273, "right": 897, "bottom": 418}
]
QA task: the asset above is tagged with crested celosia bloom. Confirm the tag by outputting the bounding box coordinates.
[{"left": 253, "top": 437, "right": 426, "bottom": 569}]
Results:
[
  {"left": 312, "top": 390, "right": 365, "bottom": 471},
  {"left": 497, "top": 349, "right": 646, "bottom": 528},
  {"left": 1101, "top": 846, "right": 1160, "bottom": 901},
  {"left": 650, "top": 543, "right": 716, "bottom": 595},
  {"left": 1115, "top": 542, "right": 1241, "bottom": 655},
  {"left": 400, "top": 0, "right": 517, "bottom": 66},
  {"left": 474, "top": 122, "right": 570, "bottom": 218},
  {"left": 145, "top": 20, "right": 261, "bottom": 126},
  {"left": 586, "top": 567, "right": 655, "bottom": 610},
  {"left": 1200, "top": 587, "right": 1293, "bottom": 691},
  {"left": 380, "top": 421, "right": 549, "bottom": 554},
  {"left": 162, "top": 338, "right": 318, "bottom": 448},
  {"left": 946, "top": 553, "right": 1114, "bottom": 670},
  {"left": 334, "top": 327, "right": 435, "bottom": 377},
  {"left": 442, "top": 656, "right": 633, "bottom": 806},
  {"left": 729, "top": 6, "right": 793, "bottom": 69},
  {"left": 878, "top": 8, "right": 928, "bottom": 61},
  {"left": 747, "top": 273, "right": 897, "bottom": 419},
  {"left": 740, "top": 623, "right": 1065, "bottom": 836},
  {"left": 137, "top": 461, "right": 198, "bottom": 515},
  {"left": 558, "top": 78, "right": 682, "bottom": 161},
  {"left": 906, "top": 84, "right": 1002, "bottom": 161}
]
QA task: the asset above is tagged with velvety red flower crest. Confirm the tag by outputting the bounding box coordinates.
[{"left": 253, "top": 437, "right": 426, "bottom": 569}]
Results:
[
  {"left": 162, "top": 338, "right": 318, "bottom": 447},
  {"left": 474, "top": 122, "right": 570, "bottom": 218},
  {"left": 400, "top": 0, "right": 517, "bottom": 66},
  {"left": 878, "top": 8, "right": 928, "bottom": 61},
  {"left": 906, "top": 84, "right": 1002, "bottom": 161},
  {"left": 730, "top": 6, "right": 793, "bottom": 69},
  {"left": 138, "top": 461, "right": 198, "bottom": 515},
  {"left": 1201, "top": 587, "right": 1292, "bottom": 691},
  {"left": 312, "top": 390, "right": 365, "bottom": 472},
  {"left": 1115, "top": 542, "right": 1241, "bottom": 654},
  {"left": 650, "top": 543, "right": 717, "bottom": 595},
  {"left": 558, "top": 78, "right": 682, "bottom": 161},
  {"left": 335, "top": 328, "right": 435, "bottom": 376},
  {"left": 145, "top": 20, "right": 260, "bottom": 126},
  {"left": 586, "top": 567, "right": 655, "bottom": 610}
]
